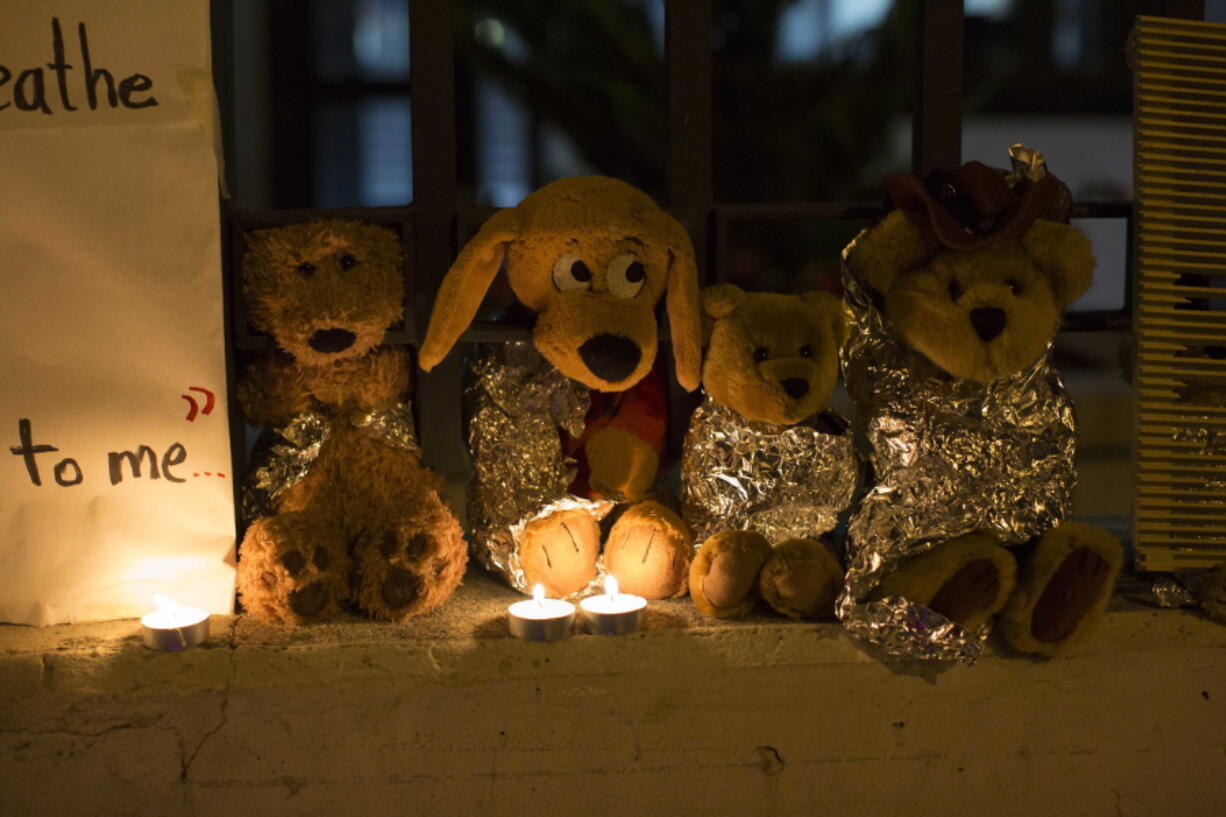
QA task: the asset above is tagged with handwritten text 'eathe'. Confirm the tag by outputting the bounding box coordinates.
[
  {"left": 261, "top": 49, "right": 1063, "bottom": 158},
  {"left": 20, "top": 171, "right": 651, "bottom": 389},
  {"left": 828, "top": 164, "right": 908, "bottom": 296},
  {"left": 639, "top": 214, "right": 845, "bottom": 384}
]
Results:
[{"left": 0, "top": 18, "right": 158, "bottom": 114}]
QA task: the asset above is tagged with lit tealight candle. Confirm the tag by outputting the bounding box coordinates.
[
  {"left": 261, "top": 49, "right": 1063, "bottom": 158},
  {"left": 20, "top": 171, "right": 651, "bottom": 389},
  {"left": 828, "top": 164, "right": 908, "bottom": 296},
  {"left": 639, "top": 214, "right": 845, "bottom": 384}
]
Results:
[
  {"left": 579, "top": 575, "right": 647, "bottom": 635},
  {"left": 508, "top": 584, "right": 576, "bottom": 642},
  {"left": 140, "top": 594, "right": 210, "bottom": 651}
]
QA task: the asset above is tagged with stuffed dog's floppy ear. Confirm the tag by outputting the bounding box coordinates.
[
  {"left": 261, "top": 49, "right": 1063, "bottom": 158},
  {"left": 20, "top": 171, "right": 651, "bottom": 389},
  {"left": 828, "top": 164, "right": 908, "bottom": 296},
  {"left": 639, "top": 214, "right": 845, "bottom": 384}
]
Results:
[
  {"left": 850, "top": 210, "right": 939, "bottom": 296},
  {"left": 800, "top": 290, "right": 848, "bottom": 348},
  {"left": 420, "top": 208, "right": 520, "bottom": 371},
  {"left": 1022, "top": 219, "right": 1095, "bottom": 308},
  {"left": 660, "top": 218, "right": 703, "bottom": 392}
]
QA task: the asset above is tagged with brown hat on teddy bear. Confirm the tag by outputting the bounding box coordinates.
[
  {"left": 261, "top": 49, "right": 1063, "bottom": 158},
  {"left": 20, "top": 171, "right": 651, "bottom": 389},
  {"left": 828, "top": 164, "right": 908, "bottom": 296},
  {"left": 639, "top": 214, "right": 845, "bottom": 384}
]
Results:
[
  {"left": 883, "top": 159, "right": 1067, "bottom": 251},
  {"left": 852, "top": 155, "right": 1092, "bottom": 385}
]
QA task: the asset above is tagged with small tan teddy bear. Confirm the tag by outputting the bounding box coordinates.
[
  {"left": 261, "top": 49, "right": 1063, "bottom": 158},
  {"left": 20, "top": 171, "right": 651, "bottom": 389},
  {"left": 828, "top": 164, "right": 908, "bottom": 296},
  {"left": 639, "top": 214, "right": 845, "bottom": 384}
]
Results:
[
  {"left": 683, "top": 285, "right": 857, "bottom": 620},
  {"left": 235, "top": 220, "right": 466, "bottom": 624}
]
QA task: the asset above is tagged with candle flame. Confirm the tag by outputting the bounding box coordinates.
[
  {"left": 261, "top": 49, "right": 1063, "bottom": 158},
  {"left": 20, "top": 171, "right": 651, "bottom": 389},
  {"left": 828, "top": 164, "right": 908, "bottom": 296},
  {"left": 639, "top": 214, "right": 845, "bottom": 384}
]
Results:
[
  {"left": 605, "top": 574, "right": 619, "bottom": 601},
  {"left": 532, "top": 584, "right": 546, "bottom": 606},
  {"left": 153, "top": 594, "right": 179, "bottom": 613}
]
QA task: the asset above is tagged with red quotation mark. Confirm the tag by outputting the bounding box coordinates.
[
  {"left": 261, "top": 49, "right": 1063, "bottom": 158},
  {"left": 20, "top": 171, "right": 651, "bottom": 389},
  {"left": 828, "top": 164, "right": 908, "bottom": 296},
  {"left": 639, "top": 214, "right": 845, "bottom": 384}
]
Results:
[
  {"left": 181, "top": 387, "right": 216, "bottom": 422},
  {"left": 179, "top": 386, "right": 226, "bottom": 479}
]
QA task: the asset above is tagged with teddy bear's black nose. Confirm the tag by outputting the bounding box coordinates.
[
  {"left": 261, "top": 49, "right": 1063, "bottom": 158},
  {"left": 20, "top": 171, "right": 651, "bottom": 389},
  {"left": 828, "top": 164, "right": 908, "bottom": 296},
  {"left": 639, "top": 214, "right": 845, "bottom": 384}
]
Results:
[
  {"left": 309, "top": 328, "right": 357, "bottom": 353},
  {"left": 781, "top": 378, "right": 810, "bottom": 399},
  {"left": 970, "top": 308, "right": 1006, "bottom": 342},
  {"left": 579, "top": 334, "right": 641, "bottom": 382}
]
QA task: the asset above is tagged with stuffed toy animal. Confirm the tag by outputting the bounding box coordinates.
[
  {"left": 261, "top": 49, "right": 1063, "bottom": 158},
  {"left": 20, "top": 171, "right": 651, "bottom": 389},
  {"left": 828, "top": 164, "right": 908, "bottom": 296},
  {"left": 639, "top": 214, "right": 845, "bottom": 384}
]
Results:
[
  {"left": 682, "top": 285, "right": 856, "bottom": 619},
  {"left": 235, "top": 220, "right": 466, "bottom": 624},
  {"left": 420, "top": 177, "right": 701, "bottom": 599},
  {"left": 842, "top": 152, "right": 1123, "bottom": 658}
]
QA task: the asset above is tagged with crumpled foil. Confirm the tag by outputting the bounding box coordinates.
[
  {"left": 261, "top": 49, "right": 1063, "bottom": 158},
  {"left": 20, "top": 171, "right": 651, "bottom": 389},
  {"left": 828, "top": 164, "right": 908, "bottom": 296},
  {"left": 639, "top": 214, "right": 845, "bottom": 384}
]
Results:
[
  {"left": 464, "top": 342, "right": 612, "bottom": 595},
  {"left": 837, "top": 235, "right": 1078, "bottom": 664},
  {"left": 1007, "top": 142, "right": 1073, "bottom": 223},
  {"left": 1152, "top": 569, "right": 1226, "bottom": 624},
  {"left": 1006, "top": 143, "right": 1047, "bottom": 184},
  {"left": 1152, "top": 574, "right": 1203, "bottom": 608},
  {"left": 681, "top": 397, "right": 859, "bottom": 546},
  {"left": 242, "top": 402, "right": 421, "bottom": 524}
]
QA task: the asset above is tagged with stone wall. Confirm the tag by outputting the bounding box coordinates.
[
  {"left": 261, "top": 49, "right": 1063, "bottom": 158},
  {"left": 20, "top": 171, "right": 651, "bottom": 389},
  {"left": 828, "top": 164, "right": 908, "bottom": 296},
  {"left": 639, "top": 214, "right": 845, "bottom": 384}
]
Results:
[{"left": 2, "top": 572, "right": 1223, "bottom": 817}]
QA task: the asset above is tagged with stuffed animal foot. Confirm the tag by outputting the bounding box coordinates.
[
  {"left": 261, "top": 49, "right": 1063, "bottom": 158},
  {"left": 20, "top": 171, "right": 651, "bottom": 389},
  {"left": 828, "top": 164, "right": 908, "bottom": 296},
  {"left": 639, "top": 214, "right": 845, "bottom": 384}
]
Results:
[
  {"left": 236, "top": 513, "right": 350, "bottom": 624},
  {"left": 688, "top": 530, "right": 773, "bottom": 618},
  {"left": 874, "top": 532, "right": 1017, "bottom": 632},
  {"left": 759, "top": 538, "right": 843, "bottom": 620},
  {"left": 603, "top": 501, "right": 691, "bottom": 599},
  {"left": 355, "top": 506, "right": 467, "bottom": 623},
  {"left": 999, "top": 523, "right": 1122, "bottom": 656},
  {"left": 520, "top": 508, "right": 601, "bottom": 597}
]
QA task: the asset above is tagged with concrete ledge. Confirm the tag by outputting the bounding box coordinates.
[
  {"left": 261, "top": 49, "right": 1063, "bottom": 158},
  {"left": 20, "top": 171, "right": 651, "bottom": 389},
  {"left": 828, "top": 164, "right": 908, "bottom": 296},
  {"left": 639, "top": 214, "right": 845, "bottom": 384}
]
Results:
[{"left": 2, "top": 570, "right": 1224, "bottom": 817}]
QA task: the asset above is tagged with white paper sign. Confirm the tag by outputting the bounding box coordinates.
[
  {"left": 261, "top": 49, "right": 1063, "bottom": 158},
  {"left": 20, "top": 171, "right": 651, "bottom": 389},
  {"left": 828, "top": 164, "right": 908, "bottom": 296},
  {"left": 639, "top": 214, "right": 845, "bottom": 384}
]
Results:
[{"left": 0, "top": 0, "right": 235, "bottom": 624}]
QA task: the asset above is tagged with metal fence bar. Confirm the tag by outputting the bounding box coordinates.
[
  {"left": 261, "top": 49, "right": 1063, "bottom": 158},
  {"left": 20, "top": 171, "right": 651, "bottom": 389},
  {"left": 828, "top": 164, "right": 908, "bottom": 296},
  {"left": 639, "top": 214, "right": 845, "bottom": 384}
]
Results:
[
  {"left": 1163, "top": 0, "right": 1205, "bottom": 19},
  {"left": 664, "top": 0, "right": 714, "bottom": 444},
  {"left": 714, "top": 202, "right": 882, "bottom": 221},
  {"left": 408, "top": 0, "right": 465, "bottom": 479},
  {"left": 409, "top": 0, "right": 457, "bottom": 327},
  {"left": 268, "top": 0, "right": 316, "bottom": 206},
  {"left": 665, "top": 0, "right": 713, "bottom": 278},
  {"left": 913, "top": 0, "right": 963, "bottom": 176}
]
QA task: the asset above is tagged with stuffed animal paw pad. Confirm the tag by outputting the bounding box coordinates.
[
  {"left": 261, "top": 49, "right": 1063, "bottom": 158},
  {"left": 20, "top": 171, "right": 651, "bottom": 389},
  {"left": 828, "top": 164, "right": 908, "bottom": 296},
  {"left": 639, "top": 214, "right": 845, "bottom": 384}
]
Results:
[
  {"left": 237, "top": 514, "right": 351, "bottom": 624},
  {"left": 759, "top": 538, "right": 844, "bottom": 621},
  {"left": 689, "top": 530, "right": 773, "bottom": 618},
  {"left": 519, "top": 509, "right": 602, "bottom": 598},
  {"left": 1000, "top": 523, "right": 1122, "bottom": 656},
  {"left": 603, "top": 501, "right": 691, "bottom": 599}
]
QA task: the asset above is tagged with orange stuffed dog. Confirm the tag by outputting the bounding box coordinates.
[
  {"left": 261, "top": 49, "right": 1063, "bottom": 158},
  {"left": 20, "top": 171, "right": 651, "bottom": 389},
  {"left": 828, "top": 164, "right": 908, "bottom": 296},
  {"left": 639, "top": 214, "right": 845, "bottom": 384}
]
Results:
[{"left": 421, "top": 177, "right": 701, "bottom": 599}]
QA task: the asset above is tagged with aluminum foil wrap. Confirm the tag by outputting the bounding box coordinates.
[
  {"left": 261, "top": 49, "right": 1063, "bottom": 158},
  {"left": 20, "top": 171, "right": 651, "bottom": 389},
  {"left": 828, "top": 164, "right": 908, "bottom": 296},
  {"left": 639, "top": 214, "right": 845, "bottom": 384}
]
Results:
[
  {"left": 681, "top": 397, "right": 859, "bottom": 546},
  {"left": 242, "top": 402, "right": 421, "bottom": 524},
  {"left": 464, "top": 342, "right": 612, "bottom": 594},
  {"left": 837, "top": 235, "right": 1078, "bottom": 663},
  {"left": 1152, "top": 569, "right": 1226, "bottom": 624},
  {"left": 1007, "top": 143, "right": 1073, "bottom": 222},
  {"left": 1152, "top": 574, "right": 1202, "bottom": 608}
]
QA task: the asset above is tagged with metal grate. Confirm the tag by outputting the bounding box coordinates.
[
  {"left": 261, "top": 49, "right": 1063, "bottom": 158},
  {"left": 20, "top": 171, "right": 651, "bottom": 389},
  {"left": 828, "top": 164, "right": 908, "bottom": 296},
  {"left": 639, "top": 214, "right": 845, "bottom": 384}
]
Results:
[
  {"left": 1132, "top": 14, "right": 1226, "bottom": 571},
  {"left": 209, "top": 2, "right": 1198, "bottom": 546}
]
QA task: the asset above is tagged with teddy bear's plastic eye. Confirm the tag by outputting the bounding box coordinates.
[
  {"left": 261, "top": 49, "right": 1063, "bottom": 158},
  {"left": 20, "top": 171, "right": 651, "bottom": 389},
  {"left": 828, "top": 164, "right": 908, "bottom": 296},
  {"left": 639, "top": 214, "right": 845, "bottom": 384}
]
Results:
[
  {"left": 297, "top": 262, "right": 316, "bottom": 277},
  {"left": 948, "top": 279, "right": 962, "bottom": 302},
  {"left": 606, "top": 254, "right": 646, "bottom": 299},
  {"left": 753, "top": 346, "right": 770, "bottom": 362},
  {"left": 552, "top": 254, "right": 593, "bottom": 292},
  {"left": 1007, "top": 278, "right": 1022, "bottom": 296},
  {"left": 799, "top": 345, "right": 812, "bottom": 358},
  {"left": 339, "top": 254, "right": 358, "bottom": 271}
]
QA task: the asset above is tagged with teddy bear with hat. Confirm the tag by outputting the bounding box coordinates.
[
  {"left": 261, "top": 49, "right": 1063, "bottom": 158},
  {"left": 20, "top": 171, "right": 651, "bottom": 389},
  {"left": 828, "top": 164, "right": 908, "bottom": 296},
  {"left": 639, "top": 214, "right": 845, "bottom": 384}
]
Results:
[{"left": 841, "top": 145, "right": 1123, "bottom": 659}]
